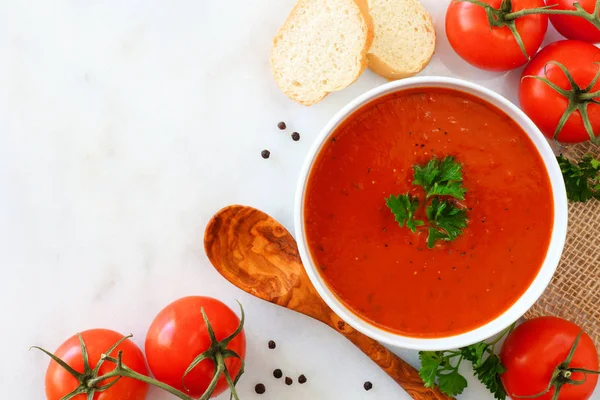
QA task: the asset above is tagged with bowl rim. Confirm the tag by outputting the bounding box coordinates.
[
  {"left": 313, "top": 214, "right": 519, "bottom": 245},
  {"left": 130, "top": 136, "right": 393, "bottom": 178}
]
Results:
[{"left": 294, "top": 76, "right": 568, "bottom": 351}]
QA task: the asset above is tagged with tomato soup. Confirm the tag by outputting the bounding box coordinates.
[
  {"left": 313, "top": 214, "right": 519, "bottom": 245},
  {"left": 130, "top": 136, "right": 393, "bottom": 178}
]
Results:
[{"left": 304, "top": 88, "right": 554, "bottom": 338}]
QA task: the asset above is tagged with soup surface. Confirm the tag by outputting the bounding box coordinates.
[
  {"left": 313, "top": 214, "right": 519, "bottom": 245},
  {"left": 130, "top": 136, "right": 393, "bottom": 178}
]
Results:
[{"left": 304, "top": 88, "right": 554, "bottom": 338}]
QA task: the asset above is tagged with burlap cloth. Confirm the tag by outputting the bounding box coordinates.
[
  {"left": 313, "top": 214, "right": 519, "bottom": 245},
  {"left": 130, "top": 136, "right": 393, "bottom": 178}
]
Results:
[{"left": 525, "top": 142, "right": 600, "bottom": 362}]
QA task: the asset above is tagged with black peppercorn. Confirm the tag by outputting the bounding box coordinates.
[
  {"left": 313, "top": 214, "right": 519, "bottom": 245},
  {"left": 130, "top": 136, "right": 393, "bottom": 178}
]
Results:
[
  {"left": 255, "top": 383, "right": 266, "bottom": 394},
  {"left": 291, "top": 132, "right": 300, "bottom": 141},
  {"left": 285, "top": 377, "right": 293, "bottom": 385},
  {"left": 261, "top": 150, "right": 271, "bottom": 159},
  {"left": 277, "top": 121, "right": 286, "bottom": 130},
  {"left": 273, "top": 369, "right": 283, "bottom": 379},
  {"left": 364, "top": 381, "right": 373, "bottom": 391},
  {"left": 298, "top": 374, "right": 307, "bottom": 384}
]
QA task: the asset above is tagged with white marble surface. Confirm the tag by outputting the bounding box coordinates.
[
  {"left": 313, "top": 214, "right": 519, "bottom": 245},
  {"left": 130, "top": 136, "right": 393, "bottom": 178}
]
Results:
[{"left": 1, "top": 1, "right": 599, "bottom": 399}]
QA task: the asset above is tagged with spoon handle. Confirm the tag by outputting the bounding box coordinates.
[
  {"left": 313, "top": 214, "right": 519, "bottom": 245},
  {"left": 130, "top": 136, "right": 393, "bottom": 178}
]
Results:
[
  {"left": 323, "top": 313, "right": 453, "bottom": 400},
  {"left": 204, "top": 205, "right": 452, "bottom": 399}
]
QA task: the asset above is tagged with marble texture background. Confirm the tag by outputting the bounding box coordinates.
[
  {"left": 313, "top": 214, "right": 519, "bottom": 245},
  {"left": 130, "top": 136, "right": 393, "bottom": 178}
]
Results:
[{"left": 1, "top": 0, "right": 598, "bottom": 398}]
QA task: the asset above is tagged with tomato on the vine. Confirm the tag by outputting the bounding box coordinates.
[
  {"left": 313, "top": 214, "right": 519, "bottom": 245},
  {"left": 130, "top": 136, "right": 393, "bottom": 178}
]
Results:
[
  {"left": 44, "top": 329, "right": 149, "bottom": 400},
  {"left": 519, "top": 40, "right": 600, "bottom": 143},
  {"left": 500, "top": 317, "right": 599, "bottom": 400},
  {"left": 145, "top": 296, "right": 246, "bottom": 398},
  {"left": 550, "top": 0, "right": 600, "bottom": 43},
  {"left": 446, "top": 0, "right": 548, "bottom": 71}
]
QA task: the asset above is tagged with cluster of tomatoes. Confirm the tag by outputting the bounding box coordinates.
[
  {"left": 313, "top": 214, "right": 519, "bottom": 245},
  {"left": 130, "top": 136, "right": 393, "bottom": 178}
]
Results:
[
  {"left": 41, "top": 296, "right": 246, "bottom": 400},
  {"left": 446, "top": 0, "right": 600, "bottom": 144}
]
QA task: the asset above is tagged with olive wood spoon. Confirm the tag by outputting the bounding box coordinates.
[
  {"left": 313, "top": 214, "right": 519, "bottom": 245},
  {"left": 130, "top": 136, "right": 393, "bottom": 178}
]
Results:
[{"left": 204, "top": 205, "right": 452, "bottom": 400}]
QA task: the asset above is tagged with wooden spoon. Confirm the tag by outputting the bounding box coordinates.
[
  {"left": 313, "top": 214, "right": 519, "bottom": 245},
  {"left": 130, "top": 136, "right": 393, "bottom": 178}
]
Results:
[{"left": 204, "top": 205, "right": 452, "bottom": 400}]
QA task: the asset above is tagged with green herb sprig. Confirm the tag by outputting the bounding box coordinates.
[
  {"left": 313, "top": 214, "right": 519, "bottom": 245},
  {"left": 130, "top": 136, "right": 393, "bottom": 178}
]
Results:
[
  {"left": 419, "top": 324, "right": 515, "bottom": 399},
  {"left": 385, "top": 156, "right": 468, "bottom": 248},
  {"left": 385, "top": 194, "right": 424, "bottom": 233},
  {"left": 414, "top": 156, "right": 467, "bottom": 199},
  {"left": 558, "top": 154, "right": 600, "bottom": 202},
  {"left": 426, "top": 198, "right": 469, "bottom": 249}
]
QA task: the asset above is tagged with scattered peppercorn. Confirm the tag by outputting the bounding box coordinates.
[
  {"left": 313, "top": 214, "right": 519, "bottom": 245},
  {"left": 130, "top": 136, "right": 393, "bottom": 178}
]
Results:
[
  {"left": 261, "top": 150, "right": 270, "bottom": 159},
  {"left": 285, "top": 377, "right": 293, "bottom": 386},
  {"left": 277, "top": 121, "right": 286, "bottom": 130},
  {"left": 255, "top": 383, "right": 266, "bottom": 394},
  {"left": 298, "top": 374, "right": 307, "bottom": 384},
  {"left": 268, "top": 340, "right": 276, "bottom": 349},
  {"left": 291, "top": 132, "right": 300, "bottom": 141},
  {"left": 364, "top": 381, "right": 373, "bottom": 391},
  {"left": 273, "top": 369, "right": 283, "bottom": 379}
]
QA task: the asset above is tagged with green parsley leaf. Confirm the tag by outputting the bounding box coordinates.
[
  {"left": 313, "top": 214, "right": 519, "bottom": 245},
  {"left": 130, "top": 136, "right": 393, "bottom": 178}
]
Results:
[
  {"left": 460, "top": 342, "right": 489, "bottom": 368},
  {"left": 473, "top": 354, "right": 507, "bottom": 400},
  {"left": 419, "top": 327, "right": 514, "bottom": 400},
  {"left": 558, "top": 154, "right": 600, "bottom": 202},
  {"left": 385, "top": 194, "right": 425, "bottom": 233},
  {"left": 418, "top": 351, "right": 468, "bottom": 397},
  {"left": 418, "top": 351, "right": 443, "bottom": 388},
  {"left": 413, "top": 156, "right": 466, "bottom": 199},
  {"left": 425, "top": 198, "right": 468, "bottom": 248},
  {"left": 438, "top": 370, "right": 468, "bottom": 397},
  {"left": 460, "top": 341, "right": 508, "bottom": 400}
]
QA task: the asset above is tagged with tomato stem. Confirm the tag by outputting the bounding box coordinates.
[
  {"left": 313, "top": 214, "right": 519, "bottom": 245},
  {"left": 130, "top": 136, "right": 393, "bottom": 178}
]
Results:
[
  {"left": 181, "top": 302, "right": 246, "bottom": 399},
  {"left": 523, "top": 61, "right": 600, "bottom": 145},
  {"left": 505, "top": 0, "right": 600, "bottom": 30},
  {"left": 94, "top": 352, "right": 196, "bottom": 400},
  {"left": 457, "top": 0, "right": 600, "bottom": 61}
]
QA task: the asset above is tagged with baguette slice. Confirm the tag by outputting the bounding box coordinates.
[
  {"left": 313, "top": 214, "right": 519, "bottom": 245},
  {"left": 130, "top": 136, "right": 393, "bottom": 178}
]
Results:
[
  {"left": 367, "top": 0, "right": 435, "bottom": 80},
  {"left": 270, "top": 0, "right": 374, "bottom": 106}
]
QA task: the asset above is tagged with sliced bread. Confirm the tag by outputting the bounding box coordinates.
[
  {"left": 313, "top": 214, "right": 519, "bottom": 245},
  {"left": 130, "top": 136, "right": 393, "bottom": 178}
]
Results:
[
  {"left": 270, "top": 0, "right": 374, "bottom": 106},
  {"left": 367, "top": 0, "right": 435, "bottom": 80}
]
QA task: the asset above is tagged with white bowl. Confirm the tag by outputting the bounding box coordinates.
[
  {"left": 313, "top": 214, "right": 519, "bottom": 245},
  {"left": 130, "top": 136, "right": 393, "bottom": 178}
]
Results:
[{"left": 294, "top": 76, "right": 568, "bottom": 351}]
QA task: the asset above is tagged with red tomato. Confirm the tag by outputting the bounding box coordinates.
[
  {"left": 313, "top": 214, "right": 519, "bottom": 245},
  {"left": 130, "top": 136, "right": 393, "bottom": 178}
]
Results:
[
  {"left": 550, "top": 0, "right": 600, "bottom": 43},
  {"left": 145, "top": 296, "right": 246, "bottom": 398},
  {"left": 519, "top": 40, "right": 600, "bottom": 143},
  {"left": 500, "top": 317, "right": 599, "bottom": 400},
  {"left": 45, "top": 329, "right": 149, "bottom": 400},
  {"left": 446, "top": 0, "right": 548, "bottom": 71}
]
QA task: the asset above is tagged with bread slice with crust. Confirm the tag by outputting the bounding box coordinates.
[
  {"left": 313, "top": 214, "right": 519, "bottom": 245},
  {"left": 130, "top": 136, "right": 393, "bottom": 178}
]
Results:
[
  {"left": 367, "top": 0, "right": 435, "bottom": 80},
  {"left": 270, "top": 0, "right": 374, "bottom": 106}
]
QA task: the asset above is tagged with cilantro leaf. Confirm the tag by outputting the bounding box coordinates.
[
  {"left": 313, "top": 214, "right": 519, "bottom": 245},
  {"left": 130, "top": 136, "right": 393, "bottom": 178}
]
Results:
[
  {"left": 558, "top": 154, "right": 600, "bottom": 202},
  {"left": 414, "top": 156, "right": 466, "bottom": 199},
  {"left": 385, "top": 194, "right": 425, "bottom": 233},
  {"left": 438, "top": 370, "right": 468, "bottom": 397},
  {"left": 473, "top": 354, "right": 507, "bottom": 400},
  {"left": 425, "top": 198, "right": 468, "bottom": 248}
]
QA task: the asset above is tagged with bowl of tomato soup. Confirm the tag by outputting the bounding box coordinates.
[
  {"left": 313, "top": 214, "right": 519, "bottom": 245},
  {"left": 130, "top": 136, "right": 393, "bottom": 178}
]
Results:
[{"left": 295, "top": 77, "right": 568, "bottom": 350}]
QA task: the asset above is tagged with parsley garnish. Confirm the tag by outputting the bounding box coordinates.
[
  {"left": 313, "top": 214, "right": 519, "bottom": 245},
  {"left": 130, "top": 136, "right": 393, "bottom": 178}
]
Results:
[
  {"left": 419, "top": 351, "right": 468, "bottom": 396},
  {"left": 557, "top": 154, "right": 600, "bottom": 202},
  {"left": 419, "top": 324, "right": 514, "bottom": 399},
  {"left": 426, "top": 198, "right": 468, "bottom": 249},
  {"left": 413, "top": 156, "right": 466, "bottom": 199},
  {"left": 385, "top": 194, "right": 424, "bottom": 233},
  {"left": 385, "top": 156, "right": 468, "bottom": 247}
]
